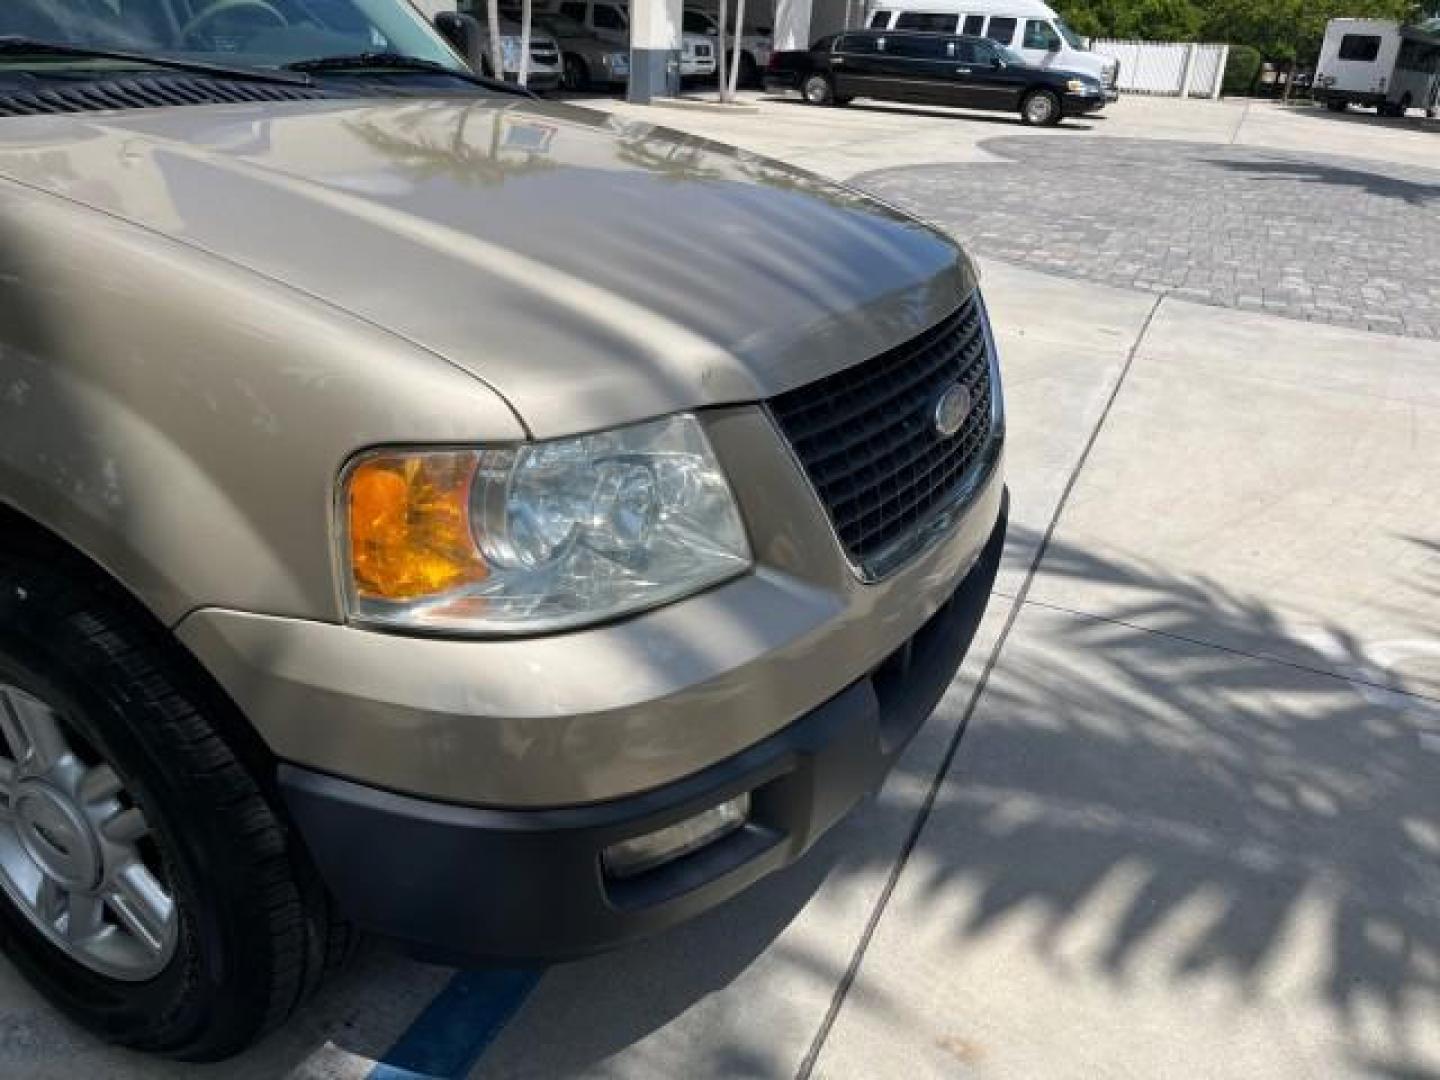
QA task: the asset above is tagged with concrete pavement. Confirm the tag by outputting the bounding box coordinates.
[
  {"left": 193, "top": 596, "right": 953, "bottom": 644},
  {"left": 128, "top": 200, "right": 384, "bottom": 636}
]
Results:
[{"left": 581, "top": 94, "right": 1440, "bottom": 179}]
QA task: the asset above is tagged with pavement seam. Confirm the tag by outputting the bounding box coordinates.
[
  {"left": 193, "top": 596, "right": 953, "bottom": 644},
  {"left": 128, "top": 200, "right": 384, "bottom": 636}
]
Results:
[
  {"left": 1014, "top": 595, "right": 1440, "bottom": 706},
  {"left": 794, "top": 294, "right": 1165, "bottom": 1080},
  {"left": 1230, "top": 98, "right": 1250, "bottom": 145}
]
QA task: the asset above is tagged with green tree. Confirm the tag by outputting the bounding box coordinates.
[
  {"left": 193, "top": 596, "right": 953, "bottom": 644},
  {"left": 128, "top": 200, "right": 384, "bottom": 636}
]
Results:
[
  {"left": 1058, "top": 0, "right": 1423, "bottom": 60},
  {"left": 1204, "top": 0, "right": 1419, "bottom": 62},
  {"left": 1221, "top": 43, "right": 1262, "bottom": 93}
]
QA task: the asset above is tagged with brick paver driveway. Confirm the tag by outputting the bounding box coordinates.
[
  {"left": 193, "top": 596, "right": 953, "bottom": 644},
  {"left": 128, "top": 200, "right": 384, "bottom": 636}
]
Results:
[{"left": 856, "top": 135, "right": 1440, "bottom": 339}]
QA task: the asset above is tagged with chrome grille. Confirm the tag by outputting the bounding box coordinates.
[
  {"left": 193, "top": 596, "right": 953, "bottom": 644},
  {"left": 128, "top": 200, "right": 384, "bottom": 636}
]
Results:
[{"left": 768, "top": 294, "right": 996, "bottom": 574}]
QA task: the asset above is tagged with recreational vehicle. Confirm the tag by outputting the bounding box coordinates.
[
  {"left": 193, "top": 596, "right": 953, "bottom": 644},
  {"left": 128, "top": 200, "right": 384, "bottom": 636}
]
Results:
[{"left": 1314, "top": 17, "right": 1440, "bottom": 116}]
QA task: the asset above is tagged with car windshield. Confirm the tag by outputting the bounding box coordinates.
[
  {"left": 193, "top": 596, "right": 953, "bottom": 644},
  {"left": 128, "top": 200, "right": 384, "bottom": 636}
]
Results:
[
  {"left": 0, "top": 0, "right": 463, "bottom": 73},
  {"left": 1053, "top": 18, "right": 1085, "bottom": 50}
]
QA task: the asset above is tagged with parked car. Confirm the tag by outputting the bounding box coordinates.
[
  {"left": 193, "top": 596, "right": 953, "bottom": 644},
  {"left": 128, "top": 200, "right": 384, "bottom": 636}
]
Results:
[
  {"left": 865, "top": 0, "right": 1118, "bottom": 97},
  {"left": 0, "top": 0, "right": 1006, "bottom": 1063},
  {"left": 682, "top": 6, "right": 773, "bottom": 85},
  {"left": 547, "top": 0, "right": 718, "bottom": 79},
  {"left": 456, "top": 0, "right": 566, "bottom": 90},
  {"left": 768, "top": 30, "right": 1107, "bottom": 124},
  {"left": 529, "top": 11, "right": 632, "bottom": 89}
]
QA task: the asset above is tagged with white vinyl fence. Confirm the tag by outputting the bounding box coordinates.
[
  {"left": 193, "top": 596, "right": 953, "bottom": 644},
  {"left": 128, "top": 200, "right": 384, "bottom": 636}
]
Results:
[{"left": 1091, "top": 39, "right": 1230, "bottom": 99}]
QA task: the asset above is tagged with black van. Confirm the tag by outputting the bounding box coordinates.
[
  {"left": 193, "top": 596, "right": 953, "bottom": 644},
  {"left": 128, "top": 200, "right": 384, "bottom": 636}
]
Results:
[{"left": 767, "top": 30, "right": 1107, "bottom": 125}]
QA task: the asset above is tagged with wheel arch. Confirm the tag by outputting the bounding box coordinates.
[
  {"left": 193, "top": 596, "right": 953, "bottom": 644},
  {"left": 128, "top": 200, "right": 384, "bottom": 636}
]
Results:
[{"left": 0, "top": 500, "right": 284, "bottom": 800}]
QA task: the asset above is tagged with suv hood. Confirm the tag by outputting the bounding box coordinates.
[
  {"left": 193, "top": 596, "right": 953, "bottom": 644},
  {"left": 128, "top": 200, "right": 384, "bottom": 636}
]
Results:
[{"left": 0, "top": 97, "right": 972, "bottom": 437}]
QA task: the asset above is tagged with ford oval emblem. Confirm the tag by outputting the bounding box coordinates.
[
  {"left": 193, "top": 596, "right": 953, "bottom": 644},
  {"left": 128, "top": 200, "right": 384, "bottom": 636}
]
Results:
[{"left": 933, "top": 382, "right": 973, "bottom": 439}]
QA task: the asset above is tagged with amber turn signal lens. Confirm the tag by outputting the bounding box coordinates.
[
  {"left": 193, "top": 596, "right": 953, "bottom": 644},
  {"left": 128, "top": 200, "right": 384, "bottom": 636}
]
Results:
[{"left": 347, "top": 452, "right": 487, "bottom": 602}]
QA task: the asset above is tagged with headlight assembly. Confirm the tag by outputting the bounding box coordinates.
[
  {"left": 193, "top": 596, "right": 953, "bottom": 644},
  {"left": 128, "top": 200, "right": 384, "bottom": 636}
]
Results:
[{"left": 340, "top": 414, "right": 752, "bottom": 635}]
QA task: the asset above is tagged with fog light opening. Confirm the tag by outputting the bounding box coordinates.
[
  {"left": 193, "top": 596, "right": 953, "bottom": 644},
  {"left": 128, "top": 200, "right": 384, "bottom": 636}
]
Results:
[{"left": 603, "top": 793, "right": 751, "bottom": 880}]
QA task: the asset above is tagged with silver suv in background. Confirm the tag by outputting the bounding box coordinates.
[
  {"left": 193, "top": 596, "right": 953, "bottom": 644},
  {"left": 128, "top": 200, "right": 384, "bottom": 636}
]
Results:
[
  {"left": 457, "top": 0, "right": 566, "bottom": 89},
  {"left": 529, "top": 11, "right": 632, "bottom": 88},
  {"left": 683, "top": 6, "right": 773, "bottom": 85},
  {"left": 0, "top": 0, "right": 1005, "bottom": 1063}
]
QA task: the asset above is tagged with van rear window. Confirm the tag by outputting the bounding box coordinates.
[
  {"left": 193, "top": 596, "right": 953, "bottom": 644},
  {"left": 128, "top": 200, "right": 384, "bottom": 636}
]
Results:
[
  {"left": 985, "top": 17, "right": 1018, "bottom": 45},
  {"left": 1338, "top": 34, "right": 1381, "bottom": 62}
]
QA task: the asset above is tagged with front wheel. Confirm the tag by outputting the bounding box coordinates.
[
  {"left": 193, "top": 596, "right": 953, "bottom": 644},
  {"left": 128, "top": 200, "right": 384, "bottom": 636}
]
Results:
[
  {"left": 1021, "top": 88, "right": 1062, "bottom": 126},
  {"left": 802, "top": 72, "right": 835, "bottom": 106},
  {"left": 1392, "top": 94, "right": 1413, "bottom": 117},
  {"left": 0, "top": 545, "right": 350, "bottom": 1060}
]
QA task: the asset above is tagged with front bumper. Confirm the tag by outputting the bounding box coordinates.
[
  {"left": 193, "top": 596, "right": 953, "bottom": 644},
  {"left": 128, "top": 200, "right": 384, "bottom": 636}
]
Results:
[
  {"left": 505, "top": 68, "right": 563, "bottom": 92},
  {"left": 1315, "top": 87, "right": 1384, "bottom": 108},
  {"left": 1065, "top": 91, "right": 1107, "bottom": 114},
  {"left": 281, "top": 493, "right": 1007, "bottom": 963}
]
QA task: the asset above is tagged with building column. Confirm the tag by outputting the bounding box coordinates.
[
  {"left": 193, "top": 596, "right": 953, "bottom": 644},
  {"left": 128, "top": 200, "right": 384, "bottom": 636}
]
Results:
[
  {"left": 773, "top": 0, "right": 815, "bottom": 51},
  {"left": 629, "top": 0, "right": 683, "bottom": 103}
]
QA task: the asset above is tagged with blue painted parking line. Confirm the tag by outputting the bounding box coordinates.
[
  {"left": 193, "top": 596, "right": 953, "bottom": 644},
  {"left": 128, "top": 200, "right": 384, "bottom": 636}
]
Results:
[{"left": 367, "top": 967, "right": 542, "bottom": 1080}]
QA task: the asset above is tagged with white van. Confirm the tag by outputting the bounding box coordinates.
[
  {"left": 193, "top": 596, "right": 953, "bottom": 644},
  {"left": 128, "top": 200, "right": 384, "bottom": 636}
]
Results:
[
  {"left": 864, "top": 0, "right": 1117, "bottom": 95},
  {"left": 1314, "top": 18, "right": 1440, "bottom": 117}
]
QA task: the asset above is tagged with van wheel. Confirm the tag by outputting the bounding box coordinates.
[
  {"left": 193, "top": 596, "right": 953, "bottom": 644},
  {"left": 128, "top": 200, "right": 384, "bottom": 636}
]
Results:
[
  {"left": 563, "top": 54, "right": 589, "bottom": 91},
  {"left": 1021, "top": 89, "right": 1061, "bottom": 126},
  {"left": 802, "top": 73, "right": 835, "bottom": 106},
  {"left": 0, "top": 547, "right": 351, "bottom": 1060}
]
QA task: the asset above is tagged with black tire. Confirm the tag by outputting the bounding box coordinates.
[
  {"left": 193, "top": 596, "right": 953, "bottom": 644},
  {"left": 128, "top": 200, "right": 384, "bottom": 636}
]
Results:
[
  {"left": 1324, "top": 99, "right": 1348, "bottom": 112},
  {"left": 0, "top": 540, "right": 352, "bottom": 1061},
  {"left": 563, "top": 53, "right": 589, "bottom": 91},
  {"left": 1020, "top": 88, "right": 1062, "bottom": 126},
  {"left": 801, "top": 72, "right": 834, "bottom": 106}
]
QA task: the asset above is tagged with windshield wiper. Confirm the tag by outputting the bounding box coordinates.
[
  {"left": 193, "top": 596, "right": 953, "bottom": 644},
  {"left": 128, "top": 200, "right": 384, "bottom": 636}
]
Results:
[
  {"left": 0, "top": 35, "right": 313, "bottom": 86},
  {"left": 284, "top": 52, "right": 529, "bottom": 97}
]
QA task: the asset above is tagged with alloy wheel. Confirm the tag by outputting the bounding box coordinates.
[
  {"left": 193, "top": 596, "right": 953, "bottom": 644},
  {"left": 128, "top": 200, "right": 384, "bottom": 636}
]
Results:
[
  {"left": 0, "top": 682, "right": 178, "bottom": 981},
  {"left": 1025, "top": 93, "right": 1055, "bottom": 125},
  {"left": 803, "top": 74, "right": 831, "bottom": 105}
]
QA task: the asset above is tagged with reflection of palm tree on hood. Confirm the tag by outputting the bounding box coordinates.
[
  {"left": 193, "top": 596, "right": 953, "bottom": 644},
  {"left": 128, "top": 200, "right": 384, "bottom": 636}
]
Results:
[
  {"left": 612, "top": 128, "right": 729, "bottom": 183},
  {"left": 343, "top": 102, "right": 559, "bottom": 187}
]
